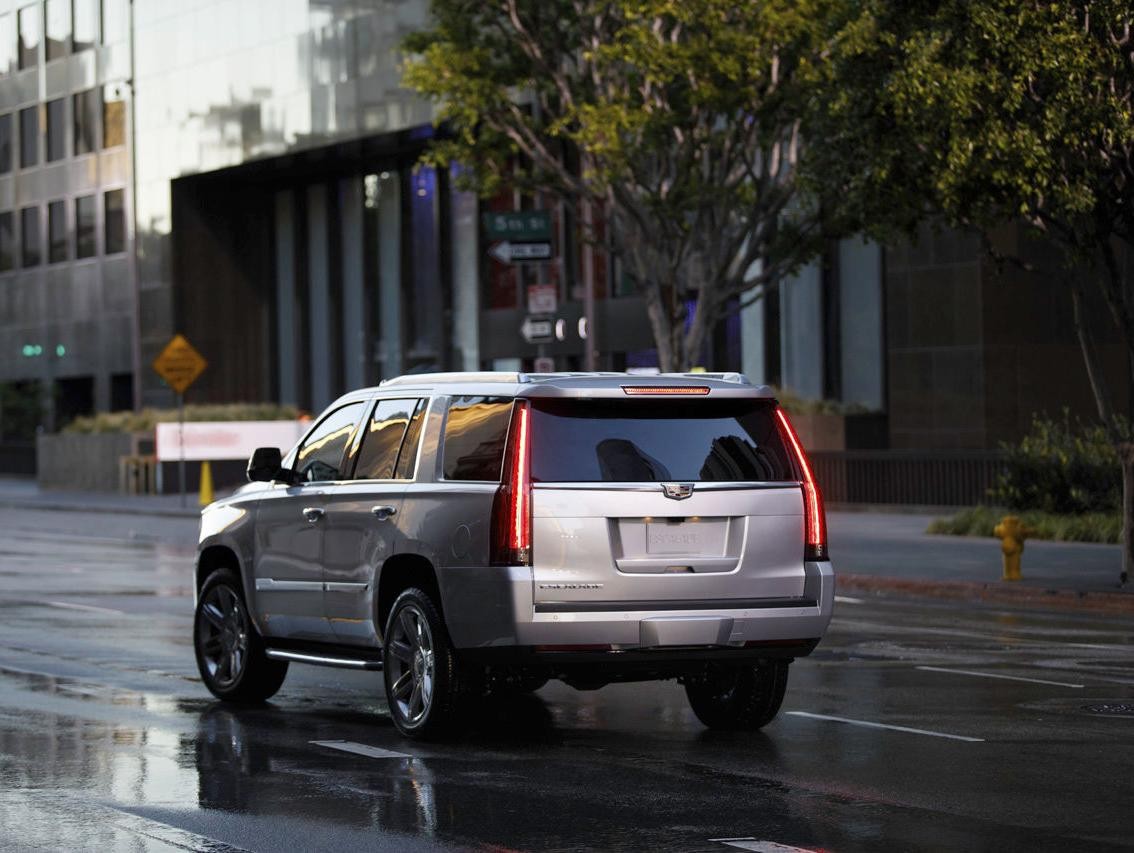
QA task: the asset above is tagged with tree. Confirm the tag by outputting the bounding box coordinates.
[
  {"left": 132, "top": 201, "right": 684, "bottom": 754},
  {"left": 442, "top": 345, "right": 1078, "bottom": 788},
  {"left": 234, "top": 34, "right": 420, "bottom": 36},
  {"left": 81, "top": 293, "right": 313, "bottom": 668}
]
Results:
[
  {"left": 402, "top": 0, "right": 842, "bottom": 371},
  {"left": 815, "top": 0, "right": 1134, "bottom": 584}
]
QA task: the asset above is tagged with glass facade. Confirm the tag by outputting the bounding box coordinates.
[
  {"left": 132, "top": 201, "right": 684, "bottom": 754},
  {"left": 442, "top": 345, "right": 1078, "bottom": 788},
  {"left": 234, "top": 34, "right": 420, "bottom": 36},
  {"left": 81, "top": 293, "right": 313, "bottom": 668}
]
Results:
[{"left": 0, "top": 0, "right": 133, "bottom": 425}]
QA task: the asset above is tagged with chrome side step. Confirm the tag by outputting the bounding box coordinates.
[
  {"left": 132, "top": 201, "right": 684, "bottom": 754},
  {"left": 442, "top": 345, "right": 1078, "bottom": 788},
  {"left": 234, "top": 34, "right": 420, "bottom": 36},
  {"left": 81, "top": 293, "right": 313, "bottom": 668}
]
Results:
[{"left": 265, "top": 648, "right": 383, "bottom": 671}]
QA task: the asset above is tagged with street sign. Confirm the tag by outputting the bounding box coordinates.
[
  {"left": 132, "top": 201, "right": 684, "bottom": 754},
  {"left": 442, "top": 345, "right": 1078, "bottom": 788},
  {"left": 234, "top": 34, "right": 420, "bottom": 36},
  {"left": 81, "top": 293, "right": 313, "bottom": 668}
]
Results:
[
  {"left": 153, "top": 333, "right": 207, "bottom": 394},
  {"left": 483, "top": 210, "right": 552, "bottom": 241},
  {"left": 521, "top": 316, "right": 554, "bottom": 344},
  {"left": 527, "top": 284, "right": 558, "bottom": 315},
  {"left": 489, "top": 240, "right": 553, "bottom": 264}
]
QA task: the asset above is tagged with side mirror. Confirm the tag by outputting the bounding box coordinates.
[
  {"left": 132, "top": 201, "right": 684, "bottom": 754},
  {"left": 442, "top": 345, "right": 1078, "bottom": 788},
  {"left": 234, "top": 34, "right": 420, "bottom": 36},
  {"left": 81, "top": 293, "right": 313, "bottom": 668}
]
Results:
[{"left": 247, "top": 447, "right": 284, "bottom": 483}]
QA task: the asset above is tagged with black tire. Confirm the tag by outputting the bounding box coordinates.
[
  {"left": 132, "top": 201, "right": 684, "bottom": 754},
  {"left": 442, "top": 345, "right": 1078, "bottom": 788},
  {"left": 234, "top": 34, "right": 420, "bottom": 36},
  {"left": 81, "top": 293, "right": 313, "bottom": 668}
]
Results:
[
  {"left": 194, "top": 568, "right": 288, "bottom": 703},
  {"left": 383, "top": 587, "right": 463, "bottom": 739},
  {"left": 684, "top": 661, "right": 790, "bottom": 730}
]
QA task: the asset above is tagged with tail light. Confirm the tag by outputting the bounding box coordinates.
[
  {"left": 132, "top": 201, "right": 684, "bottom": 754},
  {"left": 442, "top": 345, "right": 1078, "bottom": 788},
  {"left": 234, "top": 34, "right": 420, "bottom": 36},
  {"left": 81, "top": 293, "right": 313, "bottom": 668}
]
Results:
[
  {"left": 774, "top": 406, "right": 828, "bottom": 561},
  {"left": 490, "top": 400, "right": 532, "bottom": 566}
]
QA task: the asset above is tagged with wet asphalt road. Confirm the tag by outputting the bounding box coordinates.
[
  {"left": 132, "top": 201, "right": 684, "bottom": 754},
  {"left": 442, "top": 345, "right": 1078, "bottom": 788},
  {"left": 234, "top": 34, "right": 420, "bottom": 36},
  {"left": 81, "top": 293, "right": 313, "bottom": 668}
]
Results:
[{"left": 1, "top": 508, "right": 1133, "bottom": 852}]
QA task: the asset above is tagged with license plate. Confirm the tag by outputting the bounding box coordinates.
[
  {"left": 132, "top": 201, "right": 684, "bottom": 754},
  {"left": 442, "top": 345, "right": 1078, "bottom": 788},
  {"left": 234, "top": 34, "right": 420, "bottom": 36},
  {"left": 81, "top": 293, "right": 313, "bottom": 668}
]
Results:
[{"left": 646, "top": 523, "right": 703, "bottom": 554}]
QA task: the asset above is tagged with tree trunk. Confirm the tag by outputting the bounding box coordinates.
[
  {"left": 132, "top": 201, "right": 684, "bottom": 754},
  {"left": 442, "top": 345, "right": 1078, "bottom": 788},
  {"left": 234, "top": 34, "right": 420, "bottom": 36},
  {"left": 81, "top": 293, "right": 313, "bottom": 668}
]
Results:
[{"left": 643, "top": 283, "right": 677, "bottom": 372}]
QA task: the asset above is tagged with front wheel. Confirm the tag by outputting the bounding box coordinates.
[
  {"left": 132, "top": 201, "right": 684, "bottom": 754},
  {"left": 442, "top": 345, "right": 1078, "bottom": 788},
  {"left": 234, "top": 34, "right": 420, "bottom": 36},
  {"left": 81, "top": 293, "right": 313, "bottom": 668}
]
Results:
[
  {"left": 684, "top": 661, "right": 790, "bottom": 730},
  {"left": 194, "top": 569, "right": 288, "bottom": 703},
  {"left": 382, "top": 588, "right": 463, "bottom": 739}
]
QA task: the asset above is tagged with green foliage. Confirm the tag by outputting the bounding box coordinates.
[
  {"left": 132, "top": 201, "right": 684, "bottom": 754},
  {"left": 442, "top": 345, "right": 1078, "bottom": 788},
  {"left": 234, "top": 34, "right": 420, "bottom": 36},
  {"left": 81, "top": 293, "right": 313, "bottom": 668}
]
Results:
[
  {"left": 989, "top": 413, "right": 1122, "bottom": 514},
  {"left": 403, "top": 0, "right": 845, "bottom": 369},
  {"left": 0, "top": 382, "right": 43, "bottom": 441},
  {"left": 773, "top": 386, "right": 874, "bottom": 416},
  {"left": 64, "top": 403, "right": 301, "bottom": 434},
  {"left": 927, "top": 505, "right": 1121, "bottom": 545}
]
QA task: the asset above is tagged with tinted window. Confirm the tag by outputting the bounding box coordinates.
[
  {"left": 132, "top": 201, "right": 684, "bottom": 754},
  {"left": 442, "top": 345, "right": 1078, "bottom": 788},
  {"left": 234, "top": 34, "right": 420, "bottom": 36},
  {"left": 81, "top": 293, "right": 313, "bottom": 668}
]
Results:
[
  {"left": 20, "top": 205, "right": 40, "bottom": 267},
  {"left": 0, "top": 14, "right": 14, "bottom": 74},
  {"left": 442, "top": 396, "right": 513, "bottom": 481},
  {"left": 44, "top": 0, "right": 69, "bottom": 61},
  {"left": 72, "top": 0, "right": 98, "bottom": 52},
  {"left": 47, "top": 200, "right": 65, "bottom": 263},
  {"left": 104, "top": 188, "right": 124, "bottom": 253},
  {"left": 0, "top": 212, "right": 13, "bottom": 270},
  {"left": 294, "top": 402, "right": 364, "bottom": 483},
  {"left": 353, "top": 398, "right": 419, "bottom": 480},
  {"left": 18, "top": 4, "right": 38, "bottom": 69},
  {"left": 72, "top": 88, "right": 97, "bottom": 154},
  {"left": 530, "top": 399, "right": 795, "bottom": 483},
  {"left": 0, "top": 114, "right": 11, "bottom": 174},
  {"left": 45, "top": 97, "right": 64, "bottom": 161},
  {"left": 19, "top": 106, "right": 37, "bottom": 167},
  {"left": 75, "top": 194, "right": 95, "bottom": 257},
  {"left": 394, "top": 400, "right": 428, "bottom": 480}
]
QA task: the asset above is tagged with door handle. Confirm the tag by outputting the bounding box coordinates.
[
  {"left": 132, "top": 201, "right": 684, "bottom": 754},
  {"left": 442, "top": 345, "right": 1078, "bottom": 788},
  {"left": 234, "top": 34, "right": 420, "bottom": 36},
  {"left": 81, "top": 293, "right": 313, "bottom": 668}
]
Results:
[
  {"left": 302, "top": 506, "right": 325, "bottom": 523},
  {"left": 371, "top": 505, "right": 397, "bottom": 520}
]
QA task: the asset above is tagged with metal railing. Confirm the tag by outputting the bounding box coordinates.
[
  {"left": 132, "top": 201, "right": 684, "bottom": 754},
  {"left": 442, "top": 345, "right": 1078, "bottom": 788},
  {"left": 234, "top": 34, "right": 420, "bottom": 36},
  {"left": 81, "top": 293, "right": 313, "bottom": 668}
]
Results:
[{"left": 811, "top": 450, "right": 1007, "bottom": 507}]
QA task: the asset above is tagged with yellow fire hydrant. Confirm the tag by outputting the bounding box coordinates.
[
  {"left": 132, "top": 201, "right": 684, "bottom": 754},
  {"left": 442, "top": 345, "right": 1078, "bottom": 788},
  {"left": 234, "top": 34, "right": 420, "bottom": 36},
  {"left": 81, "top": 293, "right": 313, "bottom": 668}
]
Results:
[{"left": 993, "top": 515, "right": 1032, "bottom": 581}]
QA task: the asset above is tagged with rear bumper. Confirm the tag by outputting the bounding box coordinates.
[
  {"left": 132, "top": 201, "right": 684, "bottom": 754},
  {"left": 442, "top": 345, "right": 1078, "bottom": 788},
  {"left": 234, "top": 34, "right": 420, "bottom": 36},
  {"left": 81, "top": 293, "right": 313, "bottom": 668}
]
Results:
[{"left": 438, "top": 561, "right": 834, "bottom": 654}]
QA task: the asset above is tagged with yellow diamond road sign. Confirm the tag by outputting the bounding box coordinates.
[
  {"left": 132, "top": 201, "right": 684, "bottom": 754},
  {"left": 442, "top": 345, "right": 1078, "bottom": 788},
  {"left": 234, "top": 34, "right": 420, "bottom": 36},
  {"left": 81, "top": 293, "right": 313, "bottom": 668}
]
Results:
[{"left": 153, "top": 333, "right": 207, "bottom": 394}]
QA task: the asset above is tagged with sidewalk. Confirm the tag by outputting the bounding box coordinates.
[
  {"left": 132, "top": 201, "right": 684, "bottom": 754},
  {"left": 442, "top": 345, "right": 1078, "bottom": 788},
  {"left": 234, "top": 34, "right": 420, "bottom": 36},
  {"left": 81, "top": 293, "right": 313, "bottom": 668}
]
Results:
[{"left": 1, "top": 477, "right": 1130, "bottom": 612}]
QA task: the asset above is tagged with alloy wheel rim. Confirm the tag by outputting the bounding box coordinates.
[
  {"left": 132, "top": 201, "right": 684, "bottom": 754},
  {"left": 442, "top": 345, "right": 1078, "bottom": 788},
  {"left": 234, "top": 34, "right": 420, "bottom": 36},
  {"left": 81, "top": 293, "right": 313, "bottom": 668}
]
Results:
[
  {"left": 197, "top": 585, "right": 249, "bottom": 689},
  {"left": 387, "top": 604, "right": 435, "bottom": 725}
]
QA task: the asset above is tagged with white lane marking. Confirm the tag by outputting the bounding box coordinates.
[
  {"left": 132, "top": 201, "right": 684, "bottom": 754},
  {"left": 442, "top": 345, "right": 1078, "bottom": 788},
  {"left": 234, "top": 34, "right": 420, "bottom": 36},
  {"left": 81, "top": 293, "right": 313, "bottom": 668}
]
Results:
[
  {"left": 43, "top": 600, "right": 126, "bottom": 616},
  {"left": 834, "top": 595, "right": 864, "bottom": 605},
  {"left": 916, "top": 665, "right": 1085, "bottom": 688},
  {"left": 711, "top": 840, "right": 819, "bottom": 852},
  {"left": 311, "top": 740, "right": 411, "bottom": 759},
  {"left": 786, "top": 711, "right": 985, "bottom": 742}
]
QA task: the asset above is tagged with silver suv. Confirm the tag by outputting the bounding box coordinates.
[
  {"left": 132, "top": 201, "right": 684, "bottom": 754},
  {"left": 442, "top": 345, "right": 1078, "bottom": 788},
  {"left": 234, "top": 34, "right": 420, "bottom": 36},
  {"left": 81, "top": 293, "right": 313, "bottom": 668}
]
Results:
[{"left": 193, "top": 372, "right": 834, "bottom": 738}]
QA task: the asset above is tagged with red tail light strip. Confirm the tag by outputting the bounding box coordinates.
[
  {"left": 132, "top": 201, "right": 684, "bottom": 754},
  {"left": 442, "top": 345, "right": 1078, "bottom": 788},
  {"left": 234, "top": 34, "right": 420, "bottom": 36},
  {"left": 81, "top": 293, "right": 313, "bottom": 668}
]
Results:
[
  {"left": 621, "top": 386, "right": 710, "bottom": 396},
  {"left": 490, "top": 400, "right": 532, "bottom": 566},
  {"left": 774, "top": 407, "right": 828, "bottom": 561}
]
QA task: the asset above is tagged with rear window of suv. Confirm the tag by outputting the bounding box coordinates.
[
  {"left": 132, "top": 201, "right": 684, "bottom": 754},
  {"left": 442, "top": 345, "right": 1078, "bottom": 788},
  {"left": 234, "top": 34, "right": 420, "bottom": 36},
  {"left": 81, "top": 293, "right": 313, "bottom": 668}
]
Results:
[
  {"left": 442, "top": 396, "right": 514, "bottom": 481},
  {"left": 530, "top": 398, "right": 795, "bottom": 483}
]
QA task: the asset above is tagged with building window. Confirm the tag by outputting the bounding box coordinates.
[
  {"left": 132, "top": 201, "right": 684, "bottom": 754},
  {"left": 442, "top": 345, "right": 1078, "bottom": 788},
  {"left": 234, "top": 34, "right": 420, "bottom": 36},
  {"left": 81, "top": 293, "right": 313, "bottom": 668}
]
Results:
[
  {"left": 0, "top": 14, "right": 15, "bottom": 75},
  {"left": 44, "top": 0, "right": 69, "bottom": 62},
  {"left": 45, "top": 98, "right": 64, "bottom": 161},
  {"left": 17, "top": 4, "right": 39, "bottom": 69},
  {"left": 104, "top": 188, "right": 124, "bottom": 254},
  {"left": 19, "top": 106, "right": 37, "bottom": 168},
  {"left": 75, "top": 194, "right": 95, "bottom": 257},
  {"left": 72, "top": 88, "right": 97, "bottom": 154},
  {"left": 0, "top": 212, "right": 13, "bottom": 271},
  {"left": 102, "top": 83, "right": 125, "bottom": 148},
  {"left": 101, "top": 0, "right": 126, "bottom": 44},
  {"left": 72, "top": 0, "right": 97, "bottom": 52},
  {"left": 21, "top": 206, "right": 40, "bottom": 266},
  {"left": 0, "top": 114, "right": 11, "bottom": 174},
  {"left": 48, "top": 200, "right": 66, "bottom": 263}
]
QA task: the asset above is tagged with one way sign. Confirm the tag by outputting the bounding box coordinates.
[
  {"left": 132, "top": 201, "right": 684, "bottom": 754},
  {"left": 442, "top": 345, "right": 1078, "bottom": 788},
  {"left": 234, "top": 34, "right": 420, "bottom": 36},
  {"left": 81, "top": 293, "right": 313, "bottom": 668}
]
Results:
[{"left": 489, "top": 240, "right": 553, "bottom": 264}]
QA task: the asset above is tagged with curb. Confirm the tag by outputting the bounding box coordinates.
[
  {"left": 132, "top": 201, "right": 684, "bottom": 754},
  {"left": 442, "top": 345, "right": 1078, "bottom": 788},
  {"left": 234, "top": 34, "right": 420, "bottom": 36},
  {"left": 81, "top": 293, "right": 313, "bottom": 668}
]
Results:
[
  {"left": 0, "top": 498, "right": 200, "bottom": 519},
  {"left": 839, "top": 572, "right": 1134, "bottom": 615}
]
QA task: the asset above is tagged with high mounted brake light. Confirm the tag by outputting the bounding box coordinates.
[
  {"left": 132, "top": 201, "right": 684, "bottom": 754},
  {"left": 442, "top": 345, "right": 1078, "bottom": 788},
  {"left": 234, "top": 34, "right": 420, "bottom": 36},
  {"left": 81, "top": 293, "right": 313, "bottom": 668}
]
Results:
[
  {"left": 774, "top": 406, "right": 828, "bottom": 562},
  {"left": 490, "top": 400, "right": 532, "bottom": 566},
  {"left": 621, "top": 386, "right": 710, "bottom": 396}
]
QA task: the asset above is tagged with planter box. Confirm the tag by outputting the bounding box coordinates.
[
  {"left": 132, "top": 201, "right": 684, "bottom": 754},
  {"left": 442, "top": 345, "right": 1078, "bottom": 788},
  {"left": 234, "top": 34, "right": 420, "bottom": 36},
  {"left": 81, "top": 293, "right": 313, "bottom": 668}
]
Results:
[{"left": 788, "top": 412, "right": 887, "bottom": 451}]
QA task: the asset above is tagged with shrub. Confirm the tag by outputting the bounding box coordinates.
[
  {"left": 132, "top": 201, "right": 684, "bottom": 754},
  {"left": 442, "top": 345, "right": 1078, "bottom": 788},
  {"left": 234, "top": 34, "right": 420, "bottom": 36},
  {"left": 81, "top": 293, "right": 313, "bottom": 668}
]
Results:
[
  {"left": 989, "top": 411, "right": 1121, "bottom": 514},
  {"left": 927, "top": 505, "right": 1121, "bottom": 544},
  {"left": 64, "top": 403, "right": 301, "bottom": 434}
]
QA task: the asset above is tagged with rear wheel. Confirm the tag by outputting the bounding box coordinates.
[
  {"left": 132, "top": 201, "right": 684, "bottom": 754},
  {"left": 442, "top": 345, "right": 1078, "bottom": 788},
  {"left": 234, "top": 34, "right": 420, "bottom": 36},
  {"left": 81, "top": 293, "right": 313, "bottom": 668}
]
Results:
[
  {"left": 194, "top": 569, "right": 288, "bottom": 703},
  {"left": 684, "top": 661, "right": 789, "bottom": 730},
  {"left": 383, "top": 588, "right": 463, "bottom": 739}
]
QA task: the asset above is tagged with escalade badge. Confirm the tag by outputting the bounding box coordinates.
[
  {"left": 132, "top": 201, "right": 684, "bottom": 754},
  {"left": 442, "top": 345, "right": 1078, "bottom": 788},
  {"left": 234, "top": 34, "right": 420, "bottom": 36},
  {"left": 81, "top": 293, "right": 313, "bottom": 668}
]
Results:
[{"left": 662, "top": 482, "right": 694, "bottom": 500}]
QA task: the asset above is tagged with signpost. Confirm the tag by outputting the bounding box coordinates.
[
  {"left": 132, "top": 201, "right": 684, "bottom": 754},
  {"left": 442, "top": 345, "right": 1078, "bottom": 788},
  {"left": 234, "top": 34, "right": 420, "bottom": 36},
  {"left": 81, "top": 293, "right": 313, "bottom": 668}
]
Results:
[
  {"left": 527, "top": 284, "right": 558, "bottom": 315},
  {"left": 152, "top": 334, "right": 208, "bottom": 507},
  {"left": 482, "top": 211, "right": 552, "bottom": 241}
]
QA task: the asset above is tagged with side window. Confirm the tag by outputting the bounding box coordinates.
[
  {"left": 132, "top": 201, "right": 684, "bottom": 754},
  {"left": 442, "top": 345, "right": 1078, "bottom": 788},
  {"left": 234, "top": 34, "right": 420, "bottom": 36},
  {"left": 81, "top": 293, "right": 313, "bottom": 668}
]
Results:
[
  {"left": 442, "top": 396, "right": 514, "bottom": 481},
  {"left": 294, "top": 402, "right": 365, "bottom": 483},
  {"left": 393, "top": 400, "right": 428, "bottom": 480},
  {"left": 353, "top": 398, "right": 418, "bottom": 481}
]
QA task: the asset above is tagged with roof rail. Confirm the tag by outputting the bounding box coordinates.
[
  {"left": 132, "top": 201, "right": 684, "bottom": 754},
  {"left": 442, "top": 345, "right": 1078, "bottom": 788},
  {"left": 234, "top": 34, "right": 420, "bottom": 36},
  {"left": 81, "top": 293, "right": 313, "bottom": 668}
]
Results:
[
  {"left": 657, "top": 372, "right": 751, "bottom": 385},
  {"left": 379, "top": 371, "right": 522, "bottom": 387}
]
